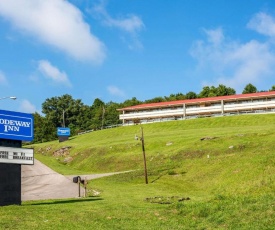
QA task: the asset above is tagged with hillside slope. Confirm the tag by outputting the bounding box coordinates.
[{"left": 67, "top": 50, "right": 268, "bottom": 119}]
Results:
[
  {"left": 15, "top": 113, "right": 275, "bottom": 228},
  {"left": 30, "top": 114, "right": 275, "bottom": 196}
]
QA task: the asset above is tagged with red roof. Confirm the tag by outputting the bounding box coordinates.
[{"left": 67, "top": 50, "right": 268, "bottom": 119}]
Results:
[{"left": 118, "top": 91, "right": 275, "bottom": 111}]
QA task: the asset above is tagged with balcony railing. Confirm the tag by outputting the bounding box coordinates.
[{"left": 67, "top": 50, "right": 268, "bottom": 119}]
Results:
[{"left": 120, "top": 101, "right": 275, "bottom": 121}]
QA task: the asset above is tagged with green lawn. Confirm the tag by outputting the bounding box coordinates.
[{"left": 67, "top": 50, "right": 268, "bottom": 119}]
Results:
[{"left": 1, "top": 114, "right": 274, "bottom": 229}]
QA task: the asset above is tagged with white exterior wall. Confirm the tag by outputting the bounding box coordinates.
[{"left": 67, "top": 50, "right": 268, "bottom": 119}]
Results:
[{"left": 119, "top": 99, "right": 275, "bottom": 123}]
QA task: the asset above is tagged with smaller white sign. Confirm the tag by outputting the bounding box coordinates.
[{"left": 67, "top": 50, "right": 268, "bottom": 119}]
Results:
[{"left": 0, "top": 147, "right": 34, "bottom": 165}]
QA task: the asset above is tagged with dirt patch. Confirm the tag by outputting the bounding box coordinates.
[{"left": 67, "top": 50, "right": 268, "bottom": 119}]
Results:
[{"left": 53, "top": 146, "right": 72, "bottom": 157}]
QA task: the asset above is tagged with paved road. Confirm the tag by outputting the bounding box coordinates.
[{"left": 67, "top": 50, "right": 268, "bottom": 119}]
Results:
[{"left": 21, "top": 159, "right": 131, "bottom": 201}]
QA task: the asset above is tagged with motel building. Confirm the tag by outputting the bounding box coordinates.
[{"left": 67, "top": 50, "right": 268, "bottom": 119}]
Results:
[{"left": 118, "top": 91, "right": 275, "bottom": 125}]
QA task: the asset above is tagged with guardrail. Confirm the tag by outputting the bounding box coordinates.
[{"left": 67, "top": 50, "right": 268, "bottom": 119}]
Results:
[
  {"left": 77, "top": 124, "right": 123, "bottom": 135},
  {"left": 77, "top": 130, "right": 93, "bottom": 135}
]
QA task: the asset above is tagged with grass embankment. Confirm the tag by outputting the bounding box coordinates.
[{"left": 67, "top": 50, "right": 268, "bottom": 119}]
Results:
[{"left": 1, "top": 114, "right": 275, "bottom": 229}]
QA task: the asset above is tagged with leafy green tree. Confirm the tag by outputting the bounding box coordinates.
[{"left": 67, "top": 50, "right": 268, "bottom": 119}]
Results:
[
  {"left": 91, "top": 98, "right": 105, "bottom": 130},
  {"left": 165, "top": 93, "right": 186, "bottom": 101},
  {"left": 41, "top": 119, "right": 57, "bottom": 142},
  {"left": 42, "top": 96, "right": 60, "bottom": 126},
  {"left": 76, "top": 105, "right": 93, "bottom": 131},
  {"left": 42, "top": 94, "right": 88, "bottom": 136},
  {"left": 199, "top": 85, "right": 236, "bottom": 98},
  {"left": 67, "top": 99, "right": 90, "bottom": 134},
  {"left": 32, "top": 112, "right": 45, "bottom": 143},
  {"left": 32, "top": 115, "right": 56, "bottom": 143},
  {"left": 174, "top": 93, "right": 186, "bottom": 100},
  {"left": 104, "top": 102, "right": 121, "bottom": 126},
  {"left": 216, "top": 84, "right": 236, "bottom": 96},
  {"left": 185, "top": 91, "right": 197, "bottom": 99},
  {"left": 198, "top": 86, "right": 215, "bottom": 98},
  {"left": 270, "top": 85, "right": 275, "bottom": 91},
  {"left": 145, "top": 97, "right": 165, "bottom": 103},
  {"left": 199, "top": 86, "right": 210, "bottom": 98},
  {"left": 242, "top": 83, "right": 257, "bottom": 94},
  {"left": 122, "top": 97, "right": 142, "bottom": 107}
]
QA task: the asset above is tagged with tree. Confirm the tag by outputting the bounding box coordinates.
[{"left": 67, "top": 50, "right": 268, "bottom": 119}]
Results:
[
  {"left": 215, "top": 84, "right": 236, "bottom": 96},
  {"left": 242, "top": 83, "right": 257, "bottom": 94},
  {"left": 32, "top": 112, "right": 46, "bottom": 143},
  {"left": 121, "top": 97, "right": 142, "bottom": 107},
  {"left": 165, "top": 93, "right": 186, "bottom": 101},
  {"left": 67, "top": 99, "right": 90, "bottom": 134},
  {"left": 104, "top": 101, "right": 121, "bottom": 126},
  {"left": 185, "top": 91, "right": 197, "bottom": 99},
  {"left": 42, "top": 94, "right": 88, "bottom": 136},
  {"left": 91, "top": 98, "right": 105, "bottom": 130},
  {"left": 198, "top": 86, "right": 211, "bottom": 98},
  {"left": 76, "top": 105, "right": 93, "bottom": 131},
  {"left": 198, "top": 86, "right": 217, "bottom": 98},
  {"left": 145, "top": 97, "right": 165, "bottom": 103},
  {"left": 174, "top": 93, "right": 186, "bottom": 100},
  {"left": 198, "top": 85, "right": 236, "bottom": 98},
  {"left": 33, "top": 113, "right": 56, "bottom": 143},
  {"left": 270, "top": 85, "right": 275, "bottom": 91}
]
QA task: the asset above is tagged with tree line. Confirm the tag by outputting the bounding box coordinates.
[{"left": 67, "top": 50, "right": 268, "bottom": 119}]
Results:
[{"left": 32, "top": 83, "right": 275, "bottom": 143}]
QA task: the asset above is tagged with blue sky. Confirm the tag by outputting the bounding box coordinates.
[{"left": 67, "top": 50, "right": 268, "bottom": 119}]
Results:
[{"left": 1, "top": 0, "right": 275, "bottom": 114}]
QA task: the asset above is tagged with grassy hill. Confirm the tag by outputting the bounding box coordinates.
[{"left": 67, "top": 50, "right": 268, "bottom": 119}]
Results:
[{"left": 1, "top": 114, "right": 274, "bottom": 229}]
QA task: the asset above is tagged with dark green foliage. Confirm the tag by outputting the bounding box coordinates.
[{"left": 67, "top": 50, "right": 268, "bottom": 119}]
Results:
[
  {"left": 121, "top": 97, "right": 142, "bottom": 107},
  {"left": 41, "top": 94, "right": 89, "bottom": 136},
  {"left": 32, "top": 114, "right": 56, "bottom": 143},
  {"left": 216, "top": 84, "right": 236, "bottom": 96},
  {"left": 104, "top": 102, "right": 121, "bottom": 126},
  {"left": 165, "top": 93, "right": 186, "bottom": 101},
  {"left": 145, "top": 96, "right": 165, "bottom": 103},
  {"left": 34, "top": 95, "right": 123, "bottom": 143},
  {"left": 199, "top": 84, "right": 236, "bottom": 98},
  {"left": 242, "top": 83, "right": 257, "bottom": 94},
  {"left": 91, "top": 98, "right": 105, "bottom": 130},
  {"left": 185, "top": 91, "right": 197, "bottom": 99}
]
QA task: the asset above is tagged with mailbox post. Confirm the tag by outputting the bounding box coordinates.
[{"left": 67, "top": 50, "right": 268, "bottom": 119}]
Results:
[
  {"left": 73, "top": 176, "right": 81, "bottom": 197},
  {"left": 73, "top": 176, "right": 88, "bottom": 198}
]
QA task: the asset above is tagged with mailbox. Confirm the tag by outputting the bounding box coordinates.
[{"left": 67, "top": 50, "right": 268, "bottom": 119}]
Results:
[
  {"left": 72, "top": 176, "right": 88, "bottom": 198},
  {"left": 73, "top": 176, "right": 80, "bottom": 183}
]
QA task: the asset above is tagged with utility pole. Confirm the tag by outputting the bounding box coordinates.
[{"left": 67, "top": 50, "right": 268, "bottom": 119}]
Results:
[
  {"left": 101, "top": 106, "right": 105, "bottom": 130},
  {"left": 140, "top": 126, "right": 148, "bottom": 184},
  {"left": 62, "top": 110, "right": 65, "bottom": 128}
]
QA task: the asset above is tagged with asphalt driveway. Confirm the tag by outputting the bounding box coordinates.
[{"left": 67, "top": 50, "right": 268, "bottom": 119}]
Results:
[{"left": 21, "top": 159, "right": 84, "bottom": 201}]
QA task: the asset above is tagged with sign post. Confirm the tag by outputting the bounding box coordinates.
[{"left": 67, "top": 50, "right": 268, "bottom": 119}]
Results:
[
  {"left": 0, "top": 109, "right": 34, "bottom": 206},
  {"left": 57, "top": 127, "right": 70, "bottom": 142}
]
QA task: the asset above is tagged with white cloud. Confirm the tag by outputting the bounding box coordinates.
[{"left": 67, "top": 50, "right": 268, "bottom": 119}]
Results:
[
  {"left": 190, "top": 25, "right": 275, "bottom": 92},
  {"left": 107, "top": 85, "right": 125, "bottom": 97},
  {"left": 203, "top": 27, "right": 224, "bottom": 45},
  {"left": 92, "top": 0, "right": 144, "bottom": 49},
  {"left": 0, "top": 0, "right": 106, "bottom": 63},
  {"left": 93, "top": 1, "right": 144, "bottom": 33},
  {"left": 38, "top": 60, "right": 72, "bottom": 87},
  {"left": 19, "top": 99, "right": 36, "bottom": 113},
  {"left": 0, "top": 71, "right": 8, "bottom": 85},
  {"left": 247, "top": 12, "right": 275, "bottom": 37},
  {"left": 29, "top": 74, "right": 39, "bottom": 82}
]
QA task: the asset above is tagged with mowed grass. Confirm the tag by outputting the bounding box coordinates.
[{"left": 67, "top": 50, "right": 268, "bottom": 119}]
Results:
[{"left": 1, "top": 114, "right": 275, "bottom": 229}]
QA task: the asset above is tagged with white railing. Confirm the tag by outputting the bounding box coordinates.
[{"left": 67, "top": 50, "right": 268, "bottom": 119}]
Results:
[{"left": 120, "top": 101, "right": 275, "bottom": 121}]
